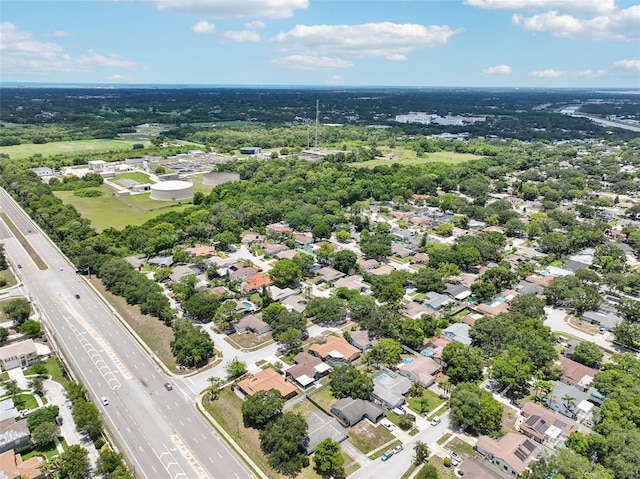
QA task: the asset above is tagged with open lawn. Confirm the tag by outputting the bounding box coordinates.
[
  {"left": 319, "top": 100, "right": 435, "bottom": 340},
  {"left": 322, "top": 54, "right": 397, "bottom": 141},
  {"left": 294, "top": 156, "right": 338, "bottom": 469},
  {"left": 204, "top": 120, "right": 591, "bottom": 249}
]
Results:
[
  {"left": 351, "top": 149, "right": 482, "bottom": 169},
  {"left": 114, "top": 172, "right": 155, "bottom": 184},
  {"left": 348, "top": 421, "right": 395, "bottom": 454},
  {"left": 307, "top": 386, "right": 337, "bottom": 412},
  {"left": 0, "top": 268, "right": 17, "bottom": 290},
  {"left": 406, "top": 388, "right": 445, "bottom": 416},
  {"left": 0, "top": 139, "right": 151, "bottom": 160},
  {"left": 54, "top": 185, "right": 192, "bottom": 231},
  {"left": 203, "top": 387, "right": 288, "bottom": 479},
  {"left": 88, "top": 277, "right": 178, "bottom": 372},
  {"left": 25, "top": 358, "right": 67, "bottom": 384}
]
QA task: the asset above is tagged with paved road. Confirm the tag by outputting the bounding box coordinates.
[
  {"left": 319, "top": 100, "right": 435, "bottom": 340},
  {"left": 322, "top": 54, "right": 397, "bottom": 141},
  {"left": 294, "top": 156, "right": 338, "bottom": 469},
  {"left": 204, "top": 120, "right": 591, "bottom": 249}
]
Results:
[
  {"left": 0, "top": 188, "right": 254, "bottom": 479},
  {"left": 544, "top": 307, "right": 613, "bottom": 350}
]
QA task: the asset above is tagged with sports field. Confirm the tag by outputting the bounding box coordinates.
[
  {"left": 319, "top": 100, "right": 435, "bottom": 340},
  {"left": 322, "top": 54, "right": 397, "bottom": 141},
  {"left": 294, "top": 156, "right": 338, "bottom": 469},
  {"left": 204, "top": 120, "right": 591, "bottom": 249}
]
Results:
[
  {"left": 53, "top": 185, "right": 192, "bottom": 232},
  {"left": 351, "top": 148, "right": 481, "bottom": 168},
  {"left": 0, "top": 139, "right": 152, "bottom": 160}
]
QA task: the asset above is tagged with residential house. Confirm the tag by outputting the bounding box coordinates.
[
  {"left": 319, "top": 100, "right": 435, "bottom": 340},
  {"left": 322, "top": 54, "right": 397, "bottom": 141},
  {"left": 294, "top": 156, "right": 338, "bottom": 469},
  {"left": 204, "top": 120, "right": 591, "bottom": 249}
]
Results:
[
  {"left": 147, "top": 255, "right": 174, "bottom": 268},
  {"left": 391, "top": 229, "right": 414, "bottom": 243},
  {"left": 371, "top": 369, "right": 413, "bottom": 409},
  {"left": 410, "top": 252, "right": 429, "bottom": 264},
  {"left": 401, "top": 301, "right": 431, "bottom": 320},
  {"left": 582, "top": 310, "right": 622, "bottom": 331},
  {"left": 294, "top": 234, "right": 314, "bottom": 248},
  {"left": 476, "top": 433, "right": 540, "bottom": 478},
  {"left": 316, "top": 267, "right": 345, "bottom": 284},
  {"left": 269, "top": 285, "right": 297, "bottom": 302},
  {"left": 468, "top": 219, "right": 487, "bottom": 230},
  {"left": 330, "top": 398, "right": 385, "bottom": 426},
  {"left": 424, "top": 292, "right": 453, "bottom": 311},
  {"left": 357, "top": 258, "right": 380, "bottom": 272},
  {"left": 302, "top": 411, "right": 347, "bottom": 454},
  {"left": 185, "top": 245, "right": 216, "bottom": 257},
  {"left": 209, "top": 285, "right": 231, "bottom": 297},
  {"left": 241, "top": 233, "right": 265, "bottom": 246},
  {"left": 391, "top": 244, "right": 413, "bottom": 258},
  {"left": 545, "top": 381, "right": 597, "bottom": 422},
  {"left": 524, "top": 274, "right": 554, "bottom": 289},
  {"left": 169, "top": 264, "right": 202, "bottom": 283},
  {"left": 370, "top": 265, "right": 395, "bottom": 276},
  {"left": 0, "top": 399, "right": 18, "bottom": 423},
  {"left": 0, "top": 340, "right": 38, "bottom": 371},
  {"left": 559, "top": 357, "right": 597, "bottom": 391},
  {"left": 516, "top": 281, "right": 544, "bottom": 296},
  {"left": 0, "top": 418, "right": 31, "bottom": 453},
  {"left": 233, "top": 313, "right": 271, "bottom": 335},
  {"left": 442, "top": 323, "right": 472, "bottom": 345},
  {"left": 458, "top": 457, "right": 504, "bottom": 479},
  {"left": 334, "top": 275, "right": 367, "bottom": 293},
  {"left": 472, "top": 289, "right": 518, "bottom": 317},
  {"left": 282, "top": 295, "right": 308, "bottom": 314},
  {"left": 520, "top": 402, "right": 580, "bottom": 447},
  {"left": 237, "top": 368, "right": 298, "bottom": 399},
  {"left": 275, "top": 249, "right": 298, "bottom": 261},
  {"left": 309, "top": 336, "right": 360, "bottom": 364},
  {"left": 444, "top": 283, "right": 472, "bottom": 301},
  {"left": 263, "top": 243, "right": 288, "bottom": 258},
  {"left": 348, "top": 330, "right": 378, "bottom": 352},
  {"left": 266, "top": 223, "right": 294, "bottom": 237},
  {"left": 397, "top": 355, "right": 441, "bottom": 387},
  {"left": 429, "top": 337, "right": 451, "bottom": 366},
  {"left": 285, "top": 352, "right": 331, "bottom": 389},
  {"left": 243, "top": 273, "right": 272, "bottom": 293},
  {"left": 0, "top": 449, "right": 45, "bottom": 479}
]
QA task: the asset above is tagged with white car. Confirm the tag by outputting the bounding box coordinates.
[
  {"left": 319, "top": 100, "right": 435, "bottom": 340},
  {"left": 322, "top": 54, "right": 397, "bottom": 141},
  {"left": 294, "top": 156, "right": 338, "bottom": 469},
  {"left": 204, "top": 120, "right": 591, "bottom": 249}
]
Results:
[
  {"left": 430, "top": 416, "right": 441, "bottom": 426},
  {"left": 381, "top": 420, "right": 394, "bottom": 431},
  {"left": 101, "top": 396, "right": 109, "bottom": 406}
]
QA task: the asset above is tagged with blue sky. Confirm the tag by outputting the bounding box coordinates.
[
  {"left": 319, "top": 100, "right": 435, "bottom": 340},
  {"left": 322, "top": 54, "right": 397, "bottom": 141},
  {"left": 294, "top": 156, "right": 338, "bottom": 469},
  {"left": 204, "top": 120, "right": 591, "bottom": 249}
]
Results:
[{"left": 1, "top": 0, "right": 639, "bottom": 87}]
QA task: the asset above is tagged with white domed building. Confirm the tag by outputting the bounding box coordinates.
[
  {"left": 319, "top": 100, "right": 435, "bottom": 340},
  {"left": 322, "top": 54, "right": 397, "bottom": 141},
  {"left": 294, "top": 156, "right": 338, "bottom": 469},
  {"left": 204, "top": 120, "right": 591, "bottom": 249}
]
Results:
[{"left": 150, "top": 180, "right": 194, "bottom": 201}]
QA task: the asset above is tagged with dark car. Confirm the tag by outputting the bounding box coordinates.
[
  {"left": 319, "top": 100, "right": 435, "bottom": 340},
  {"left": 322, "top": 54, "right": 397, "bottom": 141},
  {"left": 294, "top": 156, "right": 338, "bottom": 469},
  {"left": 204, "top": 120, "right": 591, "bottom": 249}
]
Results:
[
  {"left": 17, "top": 264, "right": 22, "bottom": 269},
  {"left": 74, "top": 294, "right": 80, "bottom": 299},
  {"left": 164, "top": 383, "right": 173, "bottom": 391}
]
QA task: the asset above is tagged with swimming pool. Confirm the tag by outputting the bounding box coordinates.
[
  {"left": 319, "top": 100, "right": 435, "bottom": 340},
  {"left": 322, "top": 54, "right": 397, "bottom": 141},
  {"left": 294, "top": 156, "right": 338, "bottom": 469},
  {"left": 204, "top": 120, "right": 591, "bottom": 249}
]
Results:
[
  {"left": 375, "top": 373, "right": 389, "bottom": 382},
  {"left": 242, "top": 301, "right": 254, "bottom": 309},
  {"left": 402, "top": 358, "right": 414, "bottom": 364},
  {"left": 421, "top": 349, "right": 434, "bottom": 357}
]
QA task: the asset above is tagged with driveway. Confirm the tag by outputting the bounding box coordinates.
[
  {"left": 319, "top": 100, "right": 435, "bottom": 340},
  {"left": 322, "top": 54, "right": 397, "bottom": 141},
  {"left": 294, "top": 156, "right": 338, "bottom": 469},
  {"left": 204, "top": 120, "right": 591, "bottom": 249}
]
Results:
[{"left": 544, "top": 307, "right": 613, "bottom": 350}]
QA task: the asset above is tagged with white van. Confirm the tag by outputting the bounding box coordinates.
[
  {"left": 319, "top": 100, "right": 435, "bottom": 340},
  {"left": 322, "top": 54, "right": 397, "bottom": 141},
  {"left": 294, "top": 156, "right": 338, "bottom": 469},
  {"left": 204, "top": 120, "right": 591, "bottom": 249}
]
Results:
[{"left": 430, "top": 416, "right": 441, "bottom": 426}]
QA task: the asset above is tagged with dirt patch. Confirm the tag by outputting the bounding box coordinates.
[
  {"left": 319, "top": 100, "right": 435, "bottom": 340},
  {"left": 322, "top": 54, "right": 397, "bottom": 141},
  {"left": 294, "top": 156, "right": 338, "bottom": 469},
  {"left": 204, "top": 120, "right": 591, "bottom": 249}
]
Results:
[
  {"left": 228, "top": 331, "right": 274, "bottom": 349},
  {"left": 88, "top": 277, "right": 178, "bottom": 372},
  {"left": 568, "top": 316, "right": 598, "bottom": 335}
]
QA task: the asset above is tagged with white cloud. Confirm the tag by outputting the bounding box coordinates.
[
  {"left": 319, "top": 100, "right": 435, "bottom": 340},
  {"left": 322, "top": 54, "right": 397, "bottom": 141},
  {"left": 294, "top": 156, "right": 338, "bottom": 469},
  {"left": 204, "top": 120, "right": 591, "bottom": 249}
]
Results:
[
  {"left": 53, "top": 30, "right": 71, "bottom": 38},
  {"left": 611, "top": 59, "right": 640, "bottom": 72},
  {"left": 272, "top": 22, "right": 458, "bottom": 58},
  {"left": 77, "top": 50, "right": 142, "bottom": 69},
  {"left": 513, "top": 5, "right": 640, "bottom": 41},
  {"left": 152, "top": 0, "right": 308, "bottom": 19},
  {"left": 108, "top": 74, "right": 125, "bottom": 81},
  {"left": 386, "top": 54, "right": 408, "bottom": 61},
  {"left": 192, "top": 21, "right": 215, "bottom": 34},
  {"left": 0, "top": 22, "right": 143, "bottom": 75},
  {"left": 529, "top": 69, "right": 566, "bottom": 78},
  {"left": 483, "top": 64, "right": 512, "bottom": 75},
  {"left": 270, "top": 55, "right": 353, "bottom": 71},
  {"left": 465, "top": 0, "right": 615, "bottom": 15},
  {"left": 324, "top": 75, "right": 344, "bottom": 85},
  {"left": 244, "top": 21, "right": 266, "bottom": 30},
  {"left": 576, "top": 69, "right": 607, "bottom": 78},
  {"left": 222, "top": 30, "right": 260, "bottom": 43}
]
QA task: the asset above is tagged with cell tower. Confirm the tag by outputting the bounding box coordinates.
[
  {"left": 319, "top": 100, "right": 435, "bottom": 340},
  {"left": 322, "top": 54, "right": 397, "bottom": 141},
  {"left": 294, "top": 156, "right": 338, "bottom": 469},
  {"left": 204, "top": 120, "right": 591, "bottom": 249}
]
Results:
[{"left": 315, "top": 99, "right": 319, "bottom": 148}]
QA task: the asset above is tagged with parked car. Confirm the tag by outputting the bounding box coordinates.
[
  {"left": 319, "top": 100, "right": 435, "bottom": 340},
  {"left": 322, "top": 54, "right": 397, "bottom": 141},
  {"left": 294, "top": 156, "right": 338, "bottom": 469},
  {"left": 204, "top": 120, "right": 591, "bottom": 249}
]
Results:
[
  {"left": 393, "top": 445, "right": 404, "bottom": 454},
  {"left": 450, "top": 452, "right": 462, "bottom": 465},
  {"left": 381, "top": 419, "right": 394, "bottom": 431},
  {"left": 381, "top": 451, "right": 394, "bottom": 461},
  {"left": 430, "top": 416, "right": 441, "bottom": 426}
]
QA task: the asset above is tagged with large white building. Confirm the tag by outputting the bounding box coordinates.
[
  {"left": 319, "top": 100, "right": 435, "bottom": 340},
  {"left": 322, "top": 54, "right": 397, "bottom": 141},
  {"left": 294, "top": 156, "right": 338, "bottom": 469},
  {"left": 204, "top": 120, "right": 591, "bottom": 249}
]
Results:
[
  {"left": 149, "top": 180, "right": 194, "bottom": 201},
  {"left": 0, "top": 339, "right": 38, "bottom": 371}
]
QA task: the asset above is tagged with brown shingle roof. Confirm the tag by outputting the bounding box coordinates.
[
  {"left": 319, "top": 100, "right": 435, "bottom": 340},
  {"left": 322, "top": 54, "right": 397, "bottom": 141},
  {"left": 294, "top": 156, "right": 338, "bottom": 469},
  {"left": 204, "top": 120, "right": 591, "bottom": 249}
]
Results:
[{"left": 237, "top": 368, "right": 298, "bottom": 399}]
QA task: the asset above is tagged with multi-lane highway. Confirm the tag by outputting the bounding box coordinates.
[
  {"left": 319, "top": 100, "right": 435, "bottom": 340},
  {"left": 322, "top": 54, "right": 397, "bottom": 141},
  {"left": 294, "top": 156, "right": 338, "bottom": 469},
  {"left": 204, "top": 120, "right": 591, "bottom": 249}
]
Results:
[{"left": 0, "top": 188, "right": 254, "bottom": 479}]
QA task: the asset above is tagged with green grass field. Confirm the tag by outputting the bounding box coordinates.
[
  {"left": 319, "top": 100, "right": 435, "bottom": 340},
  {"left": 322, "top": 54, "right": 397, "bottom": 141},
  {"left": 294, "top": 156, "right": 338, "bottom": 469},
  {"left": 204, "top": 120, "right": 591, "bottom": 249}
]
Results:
[
  {"left": 113, "top": 171, "right": 155, "bottom": 184},
  {"left": 54, "top": 185, "right": 192, "bottom": 231},
  {"left": 352, "top": 149, "right": 481, "bottom": 168},
  {"left": 0, "top": 139, "right": 152, "bottom": 160}
]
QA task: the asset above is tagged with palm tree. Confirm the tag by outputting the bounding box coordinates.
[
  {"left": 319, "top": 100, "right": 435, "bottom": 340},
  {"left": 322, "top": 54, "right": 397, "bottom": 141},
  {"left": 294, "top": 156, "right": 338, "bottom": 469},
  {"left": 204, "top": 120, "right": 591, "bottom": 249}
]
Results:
[
  {"left": 562, "top": 394, "right": 576, "bottom": 412},
  {"left": 206, "top": 376, "right": 224, "bottom": 402},
  {"left": 413, "top": 441, "right": 430, "bottom": 465}
]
